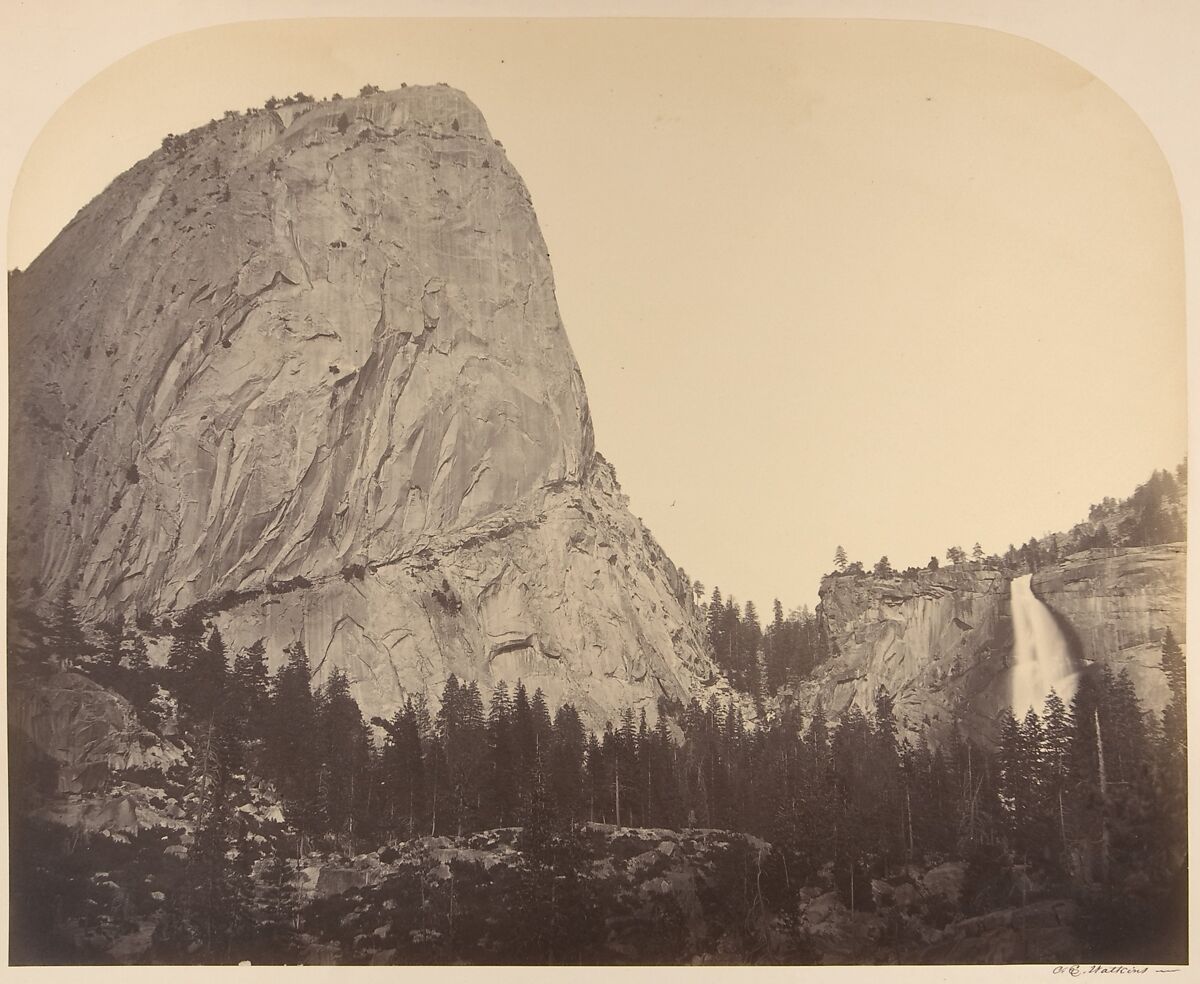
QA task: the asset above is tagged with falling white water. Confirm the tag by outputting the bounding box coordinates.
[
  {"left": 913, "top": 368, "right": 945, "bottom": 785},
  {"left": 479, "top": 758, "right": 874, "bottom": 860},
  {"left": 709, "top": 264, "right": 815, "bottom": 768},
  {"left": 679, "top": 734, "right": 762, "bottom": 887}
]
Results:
[{"left": 1009, "top": 574, "right": 1079, "bottom": 716}]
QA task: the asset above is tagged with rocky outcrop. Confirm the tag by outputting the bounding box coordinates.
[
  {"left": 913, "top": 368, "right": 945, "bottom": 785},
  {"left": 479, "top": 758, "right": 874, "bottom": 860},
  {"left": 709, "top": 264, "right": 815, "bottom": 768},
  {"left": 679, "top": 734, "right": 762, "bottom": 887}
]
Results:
[
  {"left": 288, "top": 824, "right": 790, "bottom": 965},
  {"left": 804, "top": 543, "right": 1185, "bottom": 741},
  {"left": 1032, "top": 543, "right": 1185, "bottom": 713},
  {"left": 7, "top": 86, "right": 720, "bottom": 729},
  {"left": 805, "top": 567, "right": 1014, "bottom": 741},
  {"left": 210, "top": 455, "right": 730, "bottom": 725},
  {"left": 9, "top": 86, "right": 589, "bottom": 615},
  {"left": 9, "top": 671, "right": 185, "bottom": 794},
  {"left": 920, "top": 899, "right": 1081, "bottom": 964}
]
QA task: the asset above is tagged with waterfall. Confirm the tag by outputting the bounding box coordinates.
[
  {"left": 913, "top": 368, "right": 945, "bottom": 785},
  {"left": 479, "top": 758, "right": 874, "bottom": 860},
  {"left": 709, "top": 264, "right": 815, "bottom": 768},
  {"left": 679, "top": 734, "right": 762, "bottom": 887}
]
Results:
[{"left": 1009, "top": 573, "right": 1079, "bottom": 717}]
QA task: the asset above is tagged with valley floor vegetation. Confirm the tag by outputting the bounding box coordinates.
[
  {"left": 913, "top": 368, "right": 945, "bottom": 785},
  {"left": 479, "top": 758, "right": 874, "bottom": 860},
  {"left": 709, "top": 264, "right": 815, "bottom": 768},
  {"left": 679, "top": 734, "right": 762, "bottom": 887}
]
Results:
[{"left": 8, "top": 586, "right": 1188, "bottom": 964}]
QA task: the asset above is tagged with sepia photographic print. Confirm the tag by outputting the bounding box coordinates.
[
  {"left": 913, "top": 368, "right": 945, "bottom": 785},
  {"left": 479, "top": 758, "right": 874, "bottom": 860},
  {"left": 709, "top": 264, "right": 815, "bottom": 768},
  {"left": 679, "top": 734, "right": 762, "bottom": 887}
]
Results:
[{"left": 3, "top": 9, "right": 1193, "bottom": 970}]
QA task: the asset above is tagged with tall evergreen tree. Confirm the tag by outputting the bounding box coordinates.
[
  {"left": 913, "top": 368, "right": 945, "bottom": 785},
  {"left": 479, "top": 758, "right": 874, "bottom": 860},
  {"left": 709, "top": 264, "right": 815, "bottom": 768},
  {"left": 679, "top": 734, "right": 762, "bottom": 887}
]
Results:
[
  {"left": 764, "top": 599, "right": 790, "bottom": 695},
  {"left": 530, "top": 688, "right": 554, "bottom": 757},
  {"left": 707, "top": 587, "right": 725, "bottom": 658},
  {"left": 486, "top": 682, "right": 517, "bottom": 826},
  {"left": 378, "top": 698, "right": 427, "bottom": 838},
  {"left": 166, "top": 610, "right": 208, "bottom": 715},
  {"left": 126, "top": 635, "right": 159, "bottom": 728},
  {"left": 1160, "top": 628, "right": 1186, "bottom": 770},
  {"left": 190, "top": 627, "right": 229, "bottom": 725},
  {"left": 155, "top": 662, "right": 252, "bottom": 961},
  {"left": 231, "top": 640, "right": 270, "bottom": 743},
  {"left": 868, "top": 686, "right": 903, "bottom": 871},
  {"left": 741, "top": 600, "right": 763, "bottom": 699},
  {"left": 584, "top": 731, "right": 606, "bottom": 824},
  {"left": 550, "top": 703, "right": 586, "bottom": 824},
  {"left": 266, "top": 641, "right": 322, "bottom": 834},
  {"left": 317, "top": 668, "right": 373, "bottom": 846},
  {"left": 49, "top": 586, "right": 91, "bottom": 667},
  {"left": 1042, "top": 689, "right": 1073, "bottom": 856},
  {"left": 99, "top": 614, "right": 125, "bottom": 668}
]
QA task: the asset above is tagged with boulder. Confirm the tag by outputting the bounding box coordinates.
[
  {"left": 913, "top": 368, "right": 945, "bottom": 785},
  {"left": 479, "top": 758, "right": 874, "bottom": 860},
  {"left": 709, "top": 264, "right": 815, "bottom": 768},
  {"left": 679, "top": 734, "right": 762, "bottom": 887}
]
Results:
[
  {"left": 922, "top": 861, "right": 966, "bottom": 905},
  {"left": 803, "top": 891, "right": 846, "bottom": 926},
  {"left": 926, "top": 902, "right": 1082, "bottom": 965},
  {"left": 892, "top": 882, "right": 920, "bottom": 910},
  {"left": 314, "top": 865, "right": 383, "bottom": 898},
  {"left": 9, "top": 672, "right": 185, "bottom": 794}
]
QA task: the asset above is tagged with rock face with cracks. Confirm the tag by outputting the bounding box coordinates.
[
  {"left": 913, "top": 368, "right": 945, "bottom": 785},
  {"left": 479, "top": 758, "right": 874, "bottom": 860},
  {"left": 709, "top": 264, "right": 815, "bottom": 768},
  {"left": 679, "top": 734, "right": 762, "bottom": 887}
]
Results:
[
  {"left": 1032, "top": 544, "right": 1186, "bottom": 713},
  {"left": 9, "top": 672, "right": 185, "bottom": 794},
  {"left": 8, "top": 86, "right": 724, "bottom": 727},
  {"left": 805, "top": 567, "right": 1014, "bottom": 744},
  {"left": 803, "top": 544, "right": 1185, "bottom": 745}
]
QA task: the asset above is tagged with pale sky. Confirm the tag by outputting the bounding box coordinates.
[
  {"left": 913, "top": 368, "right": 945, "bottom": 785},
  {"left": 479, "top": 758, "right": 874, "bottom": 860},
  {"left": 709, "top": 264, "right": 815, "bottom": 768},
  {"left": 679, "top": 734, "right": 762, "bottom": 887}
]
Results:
[{"left": 5, "top": 17, "right": 1188, "bottom": 612}]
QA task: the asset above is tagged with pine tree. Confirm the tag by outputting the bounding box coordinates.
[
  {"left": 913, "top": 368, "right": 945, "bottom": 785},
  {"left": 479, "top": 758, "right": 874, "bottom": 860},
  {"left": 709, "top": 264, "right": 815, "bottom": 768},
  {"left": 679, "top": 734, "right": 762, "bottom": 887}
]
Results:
[
  {"left": 721, "top": 597, "right": 742, "bottom": 687},
  {"left": 157, "top": 663, "right": 252, "bottom": 962},
  {"left": 513, "top": 746, "right": 593, "bottom": 962},
  {"left": 1106, "top": 668, "right": 1148, "bottom": 784},
  {"left": 707, "top": 587, "right": 725, "bottom": 656},
  {"left": 650, "top": 712, "right": 682, "bottom": 828},
  {"left": 1017, "top": 708, "right": 1050, "bottom": 858},
  {"left": 125, "top": 635, "right": 159, "bottom": 728},
  {"left": 433, "top": 676, "right": 464, "bottom": 833},
  {"left": 765, "top": 599, "right": 790, "bottom": 695},
  {"left": 316, "top": 668, "right": 372, "bottom": 846},
  {"left": 456, "top": 681, "right": 487, "bottom": 834},
  {"left": 550, "top": 703, "right": 586, "bottom": 824},
  {"left": 486, "top": 683, "right": 517, "bottom": 826},
  {"left": 741, "top": 600, "right": 763, "bottom": 699},
  {"left": 378, "top": 698, "right": 427, "bottom": 838},
  {"left": 190, "top": 627, "right": 229, "bottom": 725},
  {"left": 231, "top": 640, "right": 270, "bottom": 743},
  {"left": 868, "top": 686, "right": 903, "bottom": 871},
  {"left": 829, "top": 703, "right": 872, "bottom": 911},
  {"left": 584, "top": 731, "right": 606, "bottom": 824},
  {"left": 996, "top": 710, "right": 1026, "bottom": 845},
  {"left": 266, "top": 642, "right": 322, "bottom": 834},
  {"left": 99, "top": 614, "right": 125, "bottom": 668},
  {"left": 1042, "top": 689, "right": 1073, "bottom": 855},
  {"left": 49, "top": 586, "right": 91, "bottom": 667},
  {"left": 530, "top": 688, "right": 553, "bottom": 757},
  {"left": 617, "top": 708, "right": 639, "bottom": 825},
  {"left": 1160, "top": 628, "right": 1186, "bottom": 770},
  {"left": 1154, "top": 629, "right": 1188, "bottom": 888},
  {"left": 166, "top": 610, "right": 208, "bottom": 716}
]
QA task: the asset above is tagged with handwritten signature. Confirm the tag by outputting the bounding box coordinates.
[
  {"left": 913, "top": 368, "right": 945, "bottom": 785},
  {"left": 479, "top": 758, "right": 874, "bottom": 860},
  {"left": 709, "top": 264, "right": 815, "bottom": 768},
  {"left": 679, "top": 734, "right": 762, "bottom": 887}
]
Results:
[{"left": 1052, "top": 968, "right": 1180, "bottom": 976}]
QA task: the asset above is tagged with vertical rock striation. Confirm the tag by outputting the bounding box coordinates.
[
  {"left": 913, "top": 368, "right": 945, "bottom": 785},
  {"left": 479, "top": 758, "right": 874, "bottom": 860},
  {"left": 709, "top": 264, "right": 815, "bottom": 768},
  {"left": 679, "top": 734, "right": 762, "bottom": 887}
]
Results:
[
  {"left": 806, "top": 543, "right": 1185, "bottom": 743},
  {"left": 807, "top": 567, "right": 1014, "bottom": 743},
  {"left": 1032, "top": 543, "right": 1186, "bottom": 712},
  {"left": 8, "top": 86, "right": 727, "bottom": 726}
]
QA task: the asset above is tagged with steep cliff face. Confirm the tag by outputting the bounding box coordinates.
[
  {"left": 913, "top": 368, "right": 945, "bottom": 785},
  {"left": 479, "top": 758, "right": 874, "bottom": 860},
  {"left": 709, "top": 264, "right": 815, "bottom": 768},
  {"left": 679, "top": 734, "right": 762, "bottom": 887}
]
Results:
[
  {"left": 7, "top": 86, "right": 722, "bottom": 727},
  {"left": 9, "top": 86, "right": 590, "bottom": 614},
  {"left": 1033, "top": 543, "right": 1186, "bottom": 713},
  {"left": 208, "top": 455, "right": 727, "bottom": 724},
  {"left": 806, "top": 568, "right": 1014, "bottom": 741},
  {"left": 806, "top": 543, "right": 1185, "bottom": 741}
]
